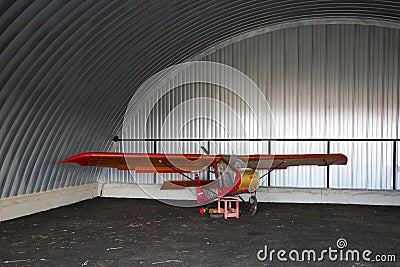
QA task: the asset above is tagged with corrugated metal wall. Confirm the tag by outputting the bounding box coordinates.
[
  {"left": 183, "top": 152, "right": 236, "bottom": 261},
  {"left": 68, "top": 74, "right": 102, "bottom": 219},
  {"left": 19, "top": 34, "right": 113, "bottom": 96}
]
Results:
[
  {"left": 2, "top": 1, "right": 400, "bottom": 198},
  {"left": 110, "top": 24, "right": 400, "bottom": 190}
]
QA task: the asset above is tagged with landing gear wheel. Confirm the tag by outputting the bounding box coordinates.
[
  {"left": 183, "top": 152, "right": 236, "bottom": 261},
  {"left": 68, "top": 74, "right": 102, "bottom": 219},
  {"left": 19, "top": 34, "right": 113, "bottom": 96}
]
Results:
[{"left": 249, "top": 195, "right": 257, "bottom": 215}]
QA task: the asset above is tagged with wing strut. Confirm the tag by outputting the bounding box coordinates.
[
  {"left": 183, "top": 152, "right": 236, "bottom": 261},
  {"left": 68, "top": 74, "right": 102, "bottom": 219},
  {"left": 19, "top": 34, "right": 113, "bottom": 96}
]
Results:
[{"left": 258, "top": 160, "right": 286, "bottom": 185}]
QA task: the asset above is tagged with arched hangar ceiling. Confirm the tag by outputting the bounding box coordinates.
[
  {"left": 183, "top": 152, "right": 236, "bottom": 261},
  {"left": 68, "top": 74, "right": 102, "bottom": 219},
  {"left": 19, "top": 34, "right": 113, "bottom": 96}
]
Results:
[{"left": 1, "top": 0, "right": 400, "bottom": 197}]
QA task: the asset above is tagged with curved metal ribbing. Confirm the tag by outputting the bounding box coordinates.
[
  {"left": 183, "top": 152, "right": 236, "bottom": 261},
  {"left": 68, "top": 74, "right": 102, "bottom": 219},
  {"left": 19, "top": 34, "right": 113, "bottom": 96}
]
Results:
[{"left": 1, "top": 0, "right": 400, "bottom": 197}]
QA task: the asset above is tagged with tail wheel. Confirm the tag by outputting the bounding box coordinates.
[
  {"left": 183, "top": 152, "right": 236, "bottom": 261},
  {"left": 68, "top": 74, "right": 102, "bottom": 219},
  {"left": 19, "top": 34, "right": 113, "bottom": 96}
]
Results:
[{"left": 249, "top": 195, "right": 257, "bottom": 215}]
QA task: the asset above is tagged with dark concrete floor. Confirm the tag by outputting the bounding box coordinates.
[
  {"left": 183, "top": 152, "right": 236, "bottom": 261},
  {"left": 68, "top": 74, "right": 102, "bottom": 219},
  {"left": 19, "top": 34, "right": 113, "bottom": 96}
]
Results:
[{"left": 0, "top": 198, "right": 399, "bottom": 266}]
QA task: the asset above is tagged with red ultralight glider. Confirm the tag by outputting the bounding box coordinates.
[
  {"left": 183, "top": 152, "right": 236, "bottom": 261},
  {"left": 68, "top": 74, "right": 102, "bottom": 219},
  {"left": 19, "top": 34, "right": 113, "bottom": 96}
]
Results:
[{"left": 59, "top": 149, "right": 347, "bottom": 218}]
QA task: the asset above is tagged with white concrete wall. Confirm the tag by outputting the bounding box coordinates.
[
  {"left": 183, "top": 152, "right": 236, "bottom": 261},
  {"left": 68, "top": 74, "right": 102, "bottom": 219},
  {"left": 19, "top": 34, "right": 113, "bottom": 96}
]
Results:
[
  {"left": 101, "top": 183, "right": 400, "bottom": 206},
  {"left": 0, "top": 183, "right": 99, "bottom": 222}
]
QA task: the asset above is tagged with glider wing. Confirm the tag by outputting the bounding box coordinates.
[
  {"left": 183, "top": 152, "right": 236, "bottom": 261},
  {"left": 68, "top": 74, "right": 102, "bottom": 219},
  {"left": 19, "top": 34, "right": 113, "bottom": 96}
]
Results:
[
  {"left": 58, "top": 153, "right": 347, "bottom": 172},
  {"left": 58, "top": 152, "right": 216, "bottom": 173},
  {"left": 240, "top": 154, "right": 347, "bottom": 170}
]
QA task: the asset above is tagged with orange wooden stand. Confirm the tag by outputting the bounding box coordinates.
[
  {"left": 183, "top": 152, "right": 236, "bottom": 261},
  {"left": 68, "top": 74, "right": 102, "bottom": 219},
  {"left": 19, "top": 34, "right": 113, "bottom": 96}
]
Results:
[{"left": 217, "top": 196, "right": 239, "bottom": 219}]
